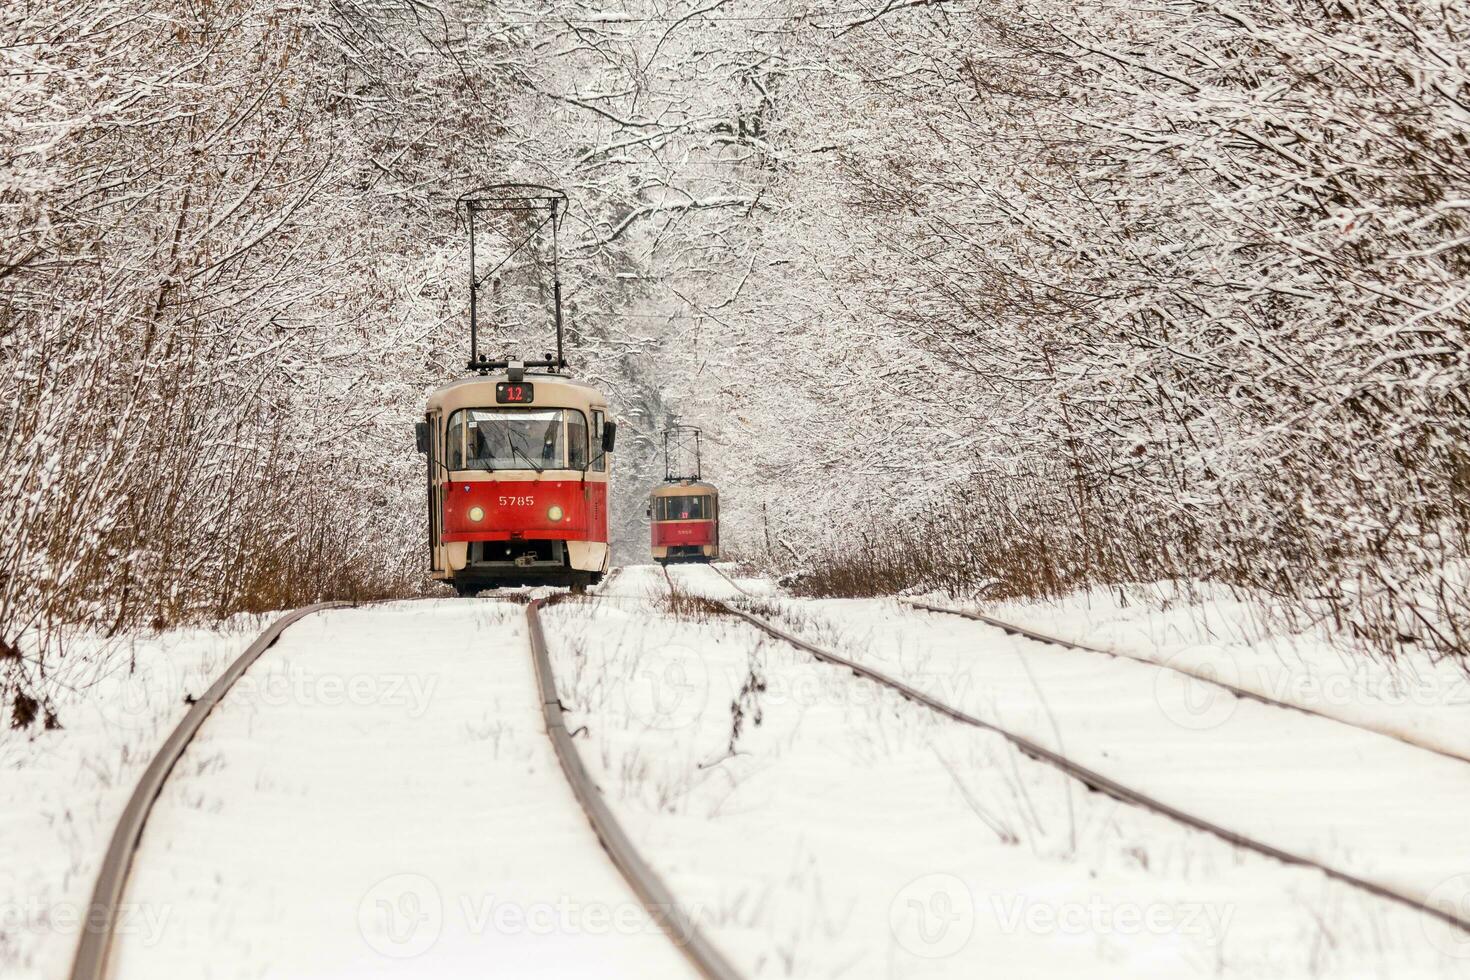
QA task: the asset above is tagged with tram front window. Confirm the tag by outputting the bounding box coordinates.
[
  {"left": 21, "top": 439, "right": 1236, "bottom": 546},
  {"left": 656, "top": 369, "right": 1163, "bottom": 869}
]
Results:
[
  {"left": 448, "top": 408, "right": 588, "bottom": 470},
  {"left": 658, "top": 495, "right": 709, "bottom": 520}
]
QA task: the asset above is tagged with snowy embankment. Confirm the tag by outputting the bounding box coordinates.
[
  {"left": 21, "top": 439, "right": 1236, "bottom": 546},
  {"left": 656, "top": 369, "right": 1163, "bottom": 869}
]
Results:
[
  {"left": 1, "top": 622, "right": 261, "bottom": 978},
  {"left": 974, "top": 584, "right": 1470, "bottom": 763},
  {"left": 677, "top": 575, "right": 1470, "bottom": 965},
  {"left": 544, "top": 565, "right": 1467, "bottom": 978}
]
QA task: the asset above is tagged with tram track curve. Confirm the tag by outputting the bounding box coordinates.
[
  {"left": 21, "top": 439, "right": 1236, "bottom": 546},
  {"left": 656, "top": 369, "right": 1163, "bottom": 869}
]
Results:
[
  {"left": 905, "top": 598, "right": 1470, "bottom": 768},
  {"left": 700, "top": 561, "right": 1470, "bottom": 767},
  {"left": 663, "top": 565, "right": 1470, "bottom": 939}
]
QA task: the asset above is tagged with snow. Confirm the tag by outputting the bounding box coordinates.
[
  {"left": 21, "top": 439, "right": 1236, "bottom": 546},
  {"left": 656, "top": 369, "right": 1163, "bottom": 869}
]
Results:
[
  {"left": 0, "top": 622, "right": 262, "bottom": 979},
  {"left": 729, "top": 590, "right": 1470, "bottom": 932},
  {"left": 974, "top": 584, "right": 1470, "bottom": 763},
  {"left": 9, "top": 572, "right": 1470, "bottom": 977},
  {"left": 543, "top": 565, "right": 1470, "bottom": 977},
  {"left": 108, "top": 599, "right": 695, "bottom": 978}
]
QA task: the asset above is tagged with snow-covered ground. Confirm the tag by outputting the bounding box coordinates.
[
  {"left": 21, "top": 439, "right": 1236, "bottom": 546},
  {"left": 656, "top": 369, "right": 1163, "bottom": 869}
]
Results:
[
  {"left": 2, "top": 599, "right": 697, "bottom": 979},
  {"left": 1, "top": 620, "right": 262, "bottom": 979},
  {"left": 969, "top": 584, "right": 1470, "bottom": 763},
  {"left": 550, "top": 565, "right": 1470, "bottom": 977},
  {"left": 8, "top": 569, "right": 1470, "bottom": 978},
  {"left": 680, "top": 564, "right": 1470, "bottom": 967},
  {"left": 111, "top": 599, "right": 693, "bottom": 978},
  {"left": 720, "top": 591, "right": 1470, "bottom": 905}
]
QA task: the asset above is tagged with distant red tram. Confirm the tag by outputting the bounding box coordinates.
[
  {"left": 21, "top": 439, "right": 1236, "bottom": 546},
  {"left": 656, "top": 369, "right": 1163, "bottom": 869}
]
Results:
[
  {"left": 650, "top": 479, "right": 720, "bottom": 563},
  {"left": 648, "top": 426, "right": 719, "bottom": 563}
]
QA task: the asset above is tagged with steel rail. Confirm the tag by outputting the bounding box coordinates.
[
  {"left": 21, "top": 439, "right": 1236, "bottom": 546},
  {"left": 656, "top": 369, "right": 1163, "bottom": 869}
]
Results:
[
  {"left": 525, "top": 598, "right": 742, "bottom": 980},
  {"left": 592, "top": 565, "right": 625, "bottom": 593},
  {"left": 703, "top": 598, "right": 1470, "bottom": 938},
  {"left": 704, "top": 563, "right": 755, "bottom": 597},
  {"left": 703, "top": 561, "right": 1470, "bottom": 802},
  {"left": 660, "top": 563, "right": 682, "bottom": 596},
  {"left": 662, "top": 562, "right": 753, "bottom": 603},
  {"left": 70, "top": 601, "right": 348, "bottom": 980},
  {"left": 905, "top": 598, "right": 1470, "bottom": 767}
]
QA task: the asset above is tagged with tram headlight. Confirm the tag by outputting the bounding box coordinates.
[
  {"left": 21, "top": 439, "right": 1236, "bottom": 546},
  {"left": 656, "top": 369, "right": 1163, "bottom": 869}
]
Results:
[
  {"left": 547, "top": 505, "right": 564, "bottom": 522},
  {"left": 468, "top": 506, "right": 485, "bottom": 522}
]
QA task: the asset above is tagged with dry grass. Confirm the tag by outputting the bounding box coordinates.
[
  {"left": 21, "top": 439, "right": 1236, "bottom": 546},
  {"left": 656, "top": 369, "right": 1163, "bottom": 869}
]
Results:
[
  {"left": 661, "top": 579, "right": 732, "bottom": 622},
  {"left": 1, "top": 451, "right": 419, "bottom": 728},
  {"left": 784, "top": 466, "right": 1470, "bottom": 668}
]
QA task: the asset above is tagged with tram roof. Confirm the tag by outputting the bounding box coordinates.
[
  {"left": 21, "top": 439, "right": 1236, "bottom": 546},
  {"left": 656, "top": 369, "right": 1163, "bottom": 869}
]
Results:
[
  {"left": 651, "top": 479, "right": 719, "bottom": 496},
  {"left": 426, "top": 371, "right": 605, "bottom": 410}
]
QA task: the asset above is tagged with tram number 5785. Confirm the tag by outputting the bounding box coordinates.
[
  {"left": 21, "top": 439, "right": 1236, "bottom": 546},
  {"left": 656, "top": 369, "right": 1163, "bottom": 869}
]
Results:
[{"left": 499, "top": 495, "right": 535, "bottom": 507}]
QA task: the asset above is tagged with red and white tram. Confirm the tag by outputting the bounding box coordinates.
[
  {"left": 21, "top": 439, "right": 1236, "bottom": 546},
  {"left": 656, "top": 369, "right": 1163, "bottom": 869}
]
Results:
[
  {"left": 648, "top": 425, "right": 720, "bottom": 563},
  {"left": 417, "top": 185, "right": 617, "bottom": 594},
  {"left": 650, "top": 480, "right": 720, "bottom": 563},
  {"left": 420, "top": 364, "right": 615, "bottom": 593}
]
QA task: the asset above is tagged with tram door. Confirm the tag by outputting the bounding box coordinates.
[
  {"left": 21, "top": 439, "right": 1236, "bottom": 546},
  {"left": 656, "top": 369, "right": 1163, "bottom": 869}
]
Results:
[{"left": 423, "top": 411, "right": 443, "bottom": 572}]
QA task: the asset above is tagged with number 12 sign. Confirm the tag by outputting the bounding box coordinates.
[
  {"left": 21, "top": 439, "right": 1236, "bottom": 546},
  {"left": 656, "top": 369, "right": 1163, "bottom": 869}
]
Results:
[{"left": 495, "top": 382, "right": 535, "bottom": 404}]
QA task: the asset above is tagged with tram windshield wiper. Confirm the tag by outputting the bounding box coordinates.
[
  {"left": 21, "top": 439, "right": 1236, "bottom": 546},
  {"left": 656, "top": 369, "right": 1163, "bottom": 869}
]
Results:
[{"left": 504, "top": 434, "right": 543, "bottom": 474}]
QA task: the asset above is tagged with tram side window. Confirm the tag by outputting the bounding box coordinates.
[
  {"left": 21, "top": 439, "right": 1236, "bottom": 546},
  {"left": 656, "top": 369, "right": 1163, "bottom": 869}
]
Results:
[
  {"left": 591, "top": 411, "right": 606, "bottom": 472},
  {"left": 447, "top": 413, "right": 465, "bottom": 469},
  {"left": 567, "top": 412, "right": 588, "bottom": 469}
]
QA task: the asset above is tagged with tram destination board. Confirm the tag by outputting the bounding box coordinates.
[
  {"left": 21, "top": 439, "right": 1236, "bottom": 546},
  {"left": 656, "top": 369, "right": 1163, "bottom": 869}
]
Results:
[{"left": 496, "top": 382, "right": 535, "bottom": 404}]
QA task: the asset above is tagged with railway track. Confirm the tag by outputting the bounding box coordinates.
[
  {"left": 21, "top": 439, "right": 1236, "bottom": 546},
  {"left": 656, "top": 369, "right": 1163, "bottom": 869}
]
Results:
[
  {"left": 527, "top": 596, "right": 739, "bottom": 980},
  {"left": 72, "top": 595, "right": 734, "bottom": 980},
  {"left": 70, "top": 601, "right": 348, "bottom": 980},
  {"left": 903, "top": 597, "right": 1470, "bottom": 767},
  {"left": 704, "top": 563, "right": 754, "bottom": 597},
  {"left": 702, "top": 561, "right": 1470, "bottom": 795},
  {"left": 663, "top": 563, "right": 1470, "bottom": 939},
  {"left": 70, "top": 566, "right": 1470, "bottom": 973}
]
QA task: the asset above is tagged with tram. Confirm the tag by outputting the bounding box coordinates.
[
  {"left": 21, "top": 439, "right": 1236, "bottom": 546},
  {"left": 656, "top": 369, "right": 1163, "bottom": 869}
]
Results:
[
  {"left": 648, "top": 426, "right": 720, "bottom": 563},
  {"left": 417, "top": 186, "right": 617, "bottom": 593}
]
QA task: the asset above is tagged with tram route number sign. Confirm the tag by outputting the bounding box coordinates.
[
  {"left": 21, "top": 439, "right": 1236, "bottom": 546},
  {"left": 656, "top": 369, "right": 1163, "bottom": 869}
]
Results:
[{"left": 495, "top": 382, "right": 535, "bottom": 404}]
